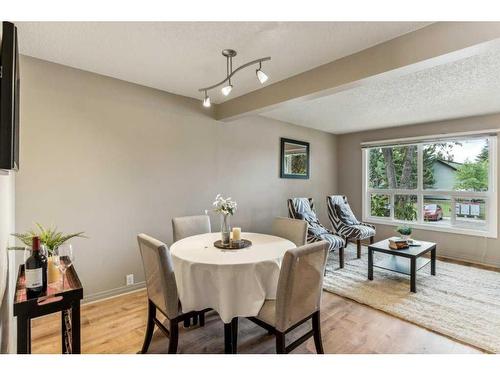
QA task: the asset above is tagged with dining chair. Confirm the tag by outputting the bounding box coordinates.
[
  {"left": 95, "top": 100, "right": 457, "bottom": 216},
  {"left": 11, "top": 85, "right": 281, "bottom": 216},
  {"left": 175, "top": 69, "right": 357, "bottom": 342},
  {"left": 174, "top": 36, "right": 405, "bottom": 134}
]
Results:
[
  {"left": 137, "top": 233, "right": 205, "bottom": 354},
  {"left": 247, "top": 240, "right": 329, "bottom": 354},
  {"left": 271, "top": 217, "right": 307, "bottom": 247},
  {"left": 288, "top": 197, "right": 346, "bottom": 268},
  {"left": 326, "top": 195, "right": 375, "bottom": 259},
  {"left": 171, "top": 214, "right": 212, "bottom": 327},
  {"left": 172, "top": 214, "right": 211, "bottom": 243}
]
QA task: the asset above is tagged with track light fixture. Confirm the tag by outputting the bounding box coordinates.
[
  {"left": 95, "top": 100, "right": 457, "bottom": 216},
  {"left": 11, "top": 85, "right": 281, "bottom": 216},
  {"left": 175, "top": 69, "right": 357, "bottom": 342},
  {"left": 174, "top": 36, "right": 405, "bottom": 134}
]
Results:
[{"left": 199, "top": 49, "right": 271, "bottom": 107}]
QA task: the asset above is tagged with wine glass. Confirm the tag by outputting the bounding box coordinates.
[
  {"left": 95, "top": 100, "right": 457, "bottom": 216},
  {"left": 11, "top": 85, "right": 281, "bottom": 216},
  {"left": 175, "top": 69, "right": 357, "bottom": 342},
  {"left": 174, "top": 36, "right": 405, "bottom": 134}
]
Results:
[
  {"left": 23, "top": 246, "right": 31, "bottom": 265},
  {"left": 40, "top": 243, "right": 49, "bottom": 258},
  {"left": 53, "top": 244, "right": 74, "bottom": 290}
]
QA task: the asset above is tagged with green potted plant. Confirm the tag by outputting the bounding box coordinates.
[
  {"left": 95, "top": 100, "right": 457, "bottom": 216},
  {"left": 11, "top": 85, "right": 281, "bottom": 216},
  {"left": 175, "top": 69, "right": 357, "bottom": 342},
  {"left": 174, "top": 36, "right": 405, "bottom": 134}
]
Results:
[
  {"left": 12, "top": 223, "right": 86, "bottom": 283},
  {"left": 396, "top": 225, "right": 412, "bottom": 240}
]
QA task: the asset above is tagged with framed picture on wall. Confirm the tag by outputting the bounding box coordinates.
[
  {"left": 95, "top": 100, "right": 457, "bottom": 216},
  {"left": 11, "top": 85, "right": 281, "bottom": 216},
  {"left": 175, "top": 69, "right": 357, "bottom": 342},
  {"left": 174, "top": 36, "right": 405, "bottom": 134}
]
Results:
[{"left": 280, "top": 138, "right": 310, "bottom": 179}]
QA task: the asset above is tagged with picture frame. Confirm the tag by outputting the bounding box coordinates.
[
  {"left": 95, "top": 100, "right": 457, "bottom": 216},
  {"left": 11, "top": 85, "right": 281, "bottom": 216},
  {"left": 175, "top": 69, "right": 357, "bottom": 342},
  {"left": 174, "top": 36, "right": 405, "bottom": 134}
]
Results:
[{"left": 280, "top": 138, "right": 310, "bottom": 179}]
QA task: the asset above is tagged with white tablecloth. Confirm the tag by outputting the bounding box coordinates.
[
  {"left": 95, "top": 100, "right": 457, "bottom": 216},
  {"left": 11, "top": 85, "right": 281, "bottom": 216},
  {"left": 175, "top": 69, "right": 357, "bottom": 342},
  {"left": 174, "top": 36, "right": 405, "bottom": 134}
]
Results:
[{"left": 170, "top": 232, "right": 295, "bottom": 323}]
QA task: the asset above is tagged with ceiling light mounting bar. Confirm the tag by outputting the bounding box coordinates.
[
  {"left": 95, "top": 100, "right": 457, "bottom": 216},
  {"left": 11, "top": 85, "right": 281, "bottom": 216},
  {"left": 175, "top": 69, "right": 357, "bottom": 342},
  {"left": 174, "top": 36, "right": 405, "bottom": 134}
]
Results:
[{"left": 198, "top": 56, "right": 271, "bottom": 92}]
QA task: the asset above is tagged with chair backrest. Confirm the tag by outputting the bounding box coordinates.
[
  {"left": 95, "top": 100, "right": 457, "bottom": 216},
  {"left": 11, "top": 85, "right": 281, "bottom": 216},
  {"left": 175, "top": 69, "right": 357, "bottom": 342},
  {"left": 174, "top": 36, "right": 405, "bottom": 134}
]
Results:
[
  {"left": 172, "top": 214, "right": 211, "bottom": 243},
  {"left": 137, "top": 233, "right": 180, "bottom": 319},
  {"left": 326, "top": 195, "right": 345, "bottom": 232},
  {"left": 327, "top": 195, "right": 359, "bottom": 232},
  {"left": 272, "top": 217, "right": 307, "bottom": 247},
  {"left": 288, "top": 197, "right": 330, "bottom": 238},
  {"left": 287, "top": 197, "right": 315, "bottom": 220},
  {"left": 275, "top": 241, "right": 328, "bottom": 332}
]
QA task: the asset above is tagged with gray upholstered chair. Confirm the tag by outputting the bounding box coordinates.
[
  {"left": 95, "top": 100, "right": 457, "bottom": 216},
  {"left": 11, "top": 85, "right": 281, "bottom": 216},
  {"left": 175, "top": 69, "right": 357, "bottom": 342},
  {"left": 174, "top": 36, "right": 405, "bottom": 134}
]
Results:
[
  {"left": 327, "top": 195, "right": 375, "bottom": 259},
  {"left": 247, "top": 241, "right": 329, "bottom": 354},
  {"left": 172, "top": 214, "right": 211, "bottom": 243},
  {"left": 272, "top": 217, "right": 307, "bottom": 247},
  {"left": 288, "top": 197, "right": 346, "bottom": 268},
  {"left": 172, "top": 214, "right": 212, "bottom": 327},
  {"left": 137, "top": 233, "right": 204, "bottom": 354}
]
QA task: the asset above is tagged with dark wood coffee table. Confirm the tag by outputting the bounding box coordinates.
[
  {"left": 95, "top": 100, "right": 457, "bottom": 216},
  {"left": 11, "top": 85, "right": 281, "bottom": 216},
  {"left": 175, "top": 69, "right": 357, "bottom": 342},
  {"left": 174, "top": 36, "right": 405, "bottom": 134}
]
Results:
[{"left": 368, "top": 237, "right": 436, "bottom": 293}]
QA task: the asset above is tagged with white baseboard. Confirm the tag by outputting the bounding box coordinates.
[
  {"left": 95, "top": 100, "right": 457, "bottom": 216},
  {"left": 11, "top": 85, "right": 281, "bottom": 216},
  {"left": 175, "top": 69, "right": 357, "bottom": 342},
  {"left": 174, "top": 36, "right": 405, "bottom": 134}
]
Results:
[{"left": 83, "top": 282, "right": 146, "bottom": 304}]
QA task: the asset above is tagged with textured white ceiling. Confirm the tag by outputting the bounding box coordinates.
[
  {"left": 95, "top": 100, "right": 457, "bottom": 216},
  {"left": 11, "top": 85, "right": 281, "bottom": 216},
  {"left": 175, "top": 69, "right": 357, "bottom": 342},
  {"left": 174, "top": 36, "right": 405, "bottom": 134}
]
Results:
[
  {"left": 15, "top": 22, "right": 429, "bottom": 104},
  {"left": 262, "top": 46, "right": 500, "bottom": 134}
]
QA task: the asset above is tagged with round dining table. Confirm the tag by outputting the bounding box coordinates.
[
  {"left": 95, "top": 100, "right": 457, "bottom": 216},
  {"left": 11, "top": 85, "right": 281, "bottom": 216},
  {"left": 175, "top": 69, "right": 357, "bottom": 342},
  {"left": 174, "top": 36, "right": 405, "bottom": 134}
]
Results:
[{"left": 170, "top": 231, "right": 295, "bottom": 353}]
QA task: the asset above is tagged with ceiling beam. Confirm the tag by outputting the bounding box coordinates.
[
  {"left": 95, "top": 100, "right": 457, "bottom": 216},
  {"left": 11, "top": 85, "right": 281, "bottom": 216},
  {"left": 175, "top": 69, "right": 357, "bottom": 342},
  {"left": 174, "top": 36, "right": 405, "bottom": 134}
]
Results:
[{"left": 215, "top": 22, "right": 500, "bottom": 121}]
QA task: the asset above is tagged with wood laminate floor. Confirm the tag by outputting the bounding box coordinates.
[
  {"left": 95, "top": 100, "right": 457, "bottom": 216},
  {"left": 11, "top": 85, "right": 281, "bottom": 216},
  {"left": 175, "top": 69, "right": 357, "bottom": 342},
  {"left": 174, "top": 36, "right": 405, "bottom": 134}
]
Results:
[{"left": 30, "top": 289, "right": 482, "bottom": 354}]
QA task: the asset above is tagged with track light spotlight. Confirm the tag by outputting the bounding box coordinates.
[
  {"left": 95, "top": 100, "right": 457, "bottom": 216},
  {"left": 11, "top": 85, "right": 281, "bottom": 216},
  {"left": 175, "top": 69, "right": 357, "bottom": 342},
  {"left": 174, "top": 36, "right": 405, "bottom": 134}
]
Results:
[
  {"left": 256, "top": 63, "right": 268, "bottom": 84},
  {"left": 221, "top": 84, "right": 233, "bottom": 96},
  {"left": 203, "top": 91, "right": 211, "bottom": 107}
]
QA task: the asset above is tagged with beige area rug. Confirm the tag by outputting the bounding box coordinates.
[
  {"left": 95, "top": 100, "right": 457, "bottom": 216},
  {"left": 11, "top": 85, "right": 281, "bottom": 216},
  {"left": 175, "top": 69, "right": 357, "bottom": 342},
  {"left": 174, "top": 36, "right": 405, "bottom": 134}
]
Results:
[{"left": 323, "top": 244, "right": 500, "bottom": 353}]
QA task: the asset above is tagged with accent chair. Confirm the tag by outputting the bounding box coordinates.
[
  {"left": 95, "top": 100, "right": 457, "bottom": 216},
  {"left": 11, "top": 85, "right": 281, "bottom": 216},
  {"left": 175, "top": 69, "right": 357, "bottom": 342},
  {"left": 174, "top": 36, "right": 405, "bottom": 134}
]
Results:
[
  {"left": 326, "top": 195, "right": 375, "bottom": 259},
  {"left": 287, "top": 197, "right": 346, "bottom": 268}
]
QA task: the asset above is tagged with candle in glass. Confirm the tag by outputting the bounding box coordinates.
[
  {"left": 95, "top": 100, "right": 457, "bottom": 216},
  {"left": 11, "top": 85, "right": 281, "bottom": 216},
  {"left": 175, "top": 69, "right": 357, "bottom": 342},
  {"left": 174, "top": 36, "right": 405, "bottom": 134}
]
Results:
[{"left": 232, "top": 227, "right": 241, "bottom": 241}]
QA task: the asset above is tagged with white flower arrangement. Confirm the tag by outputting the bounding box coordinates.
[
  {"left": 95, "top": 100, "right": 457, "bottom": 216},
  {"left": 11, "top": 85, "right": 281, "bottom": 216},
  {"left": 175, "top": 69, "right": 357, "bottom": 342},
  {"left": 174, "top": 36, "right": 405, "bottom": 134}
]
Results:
[{"left": 213, "top": 194, "right": 237, "bottom": 216}]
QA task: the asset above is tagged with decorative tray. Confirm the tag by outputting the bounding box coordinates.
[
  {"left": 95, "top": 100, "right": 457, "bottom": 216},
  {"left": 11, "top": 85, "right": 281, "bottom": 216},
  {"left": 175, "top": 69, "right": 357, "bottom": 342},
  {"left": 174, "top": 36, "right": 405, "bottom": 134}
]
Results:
[{"left": 213, "top": 239, "right": 252, "bottom": 250}]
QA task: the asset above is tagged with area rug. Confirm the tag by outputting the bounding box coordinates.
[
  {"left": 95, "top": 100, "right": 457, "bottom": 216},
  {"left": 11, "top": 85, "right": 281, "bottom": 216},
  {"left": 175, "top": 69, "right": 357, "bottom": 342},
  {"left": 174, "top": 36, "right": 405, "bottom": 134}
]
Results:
[{"left": 323, "top": 244, "right": 500, "bottom": 353}]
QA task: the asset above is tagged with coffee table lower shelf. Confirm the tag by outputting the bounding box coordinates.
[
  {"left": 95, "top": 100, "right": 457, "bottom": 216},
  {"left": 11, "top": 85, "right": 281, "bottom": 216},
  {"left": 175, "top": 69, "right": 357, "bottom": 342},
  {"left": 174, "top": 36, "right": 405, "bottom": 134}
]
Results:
[{"left": 374, "top": 254, "right": 431, "bottom": 275}]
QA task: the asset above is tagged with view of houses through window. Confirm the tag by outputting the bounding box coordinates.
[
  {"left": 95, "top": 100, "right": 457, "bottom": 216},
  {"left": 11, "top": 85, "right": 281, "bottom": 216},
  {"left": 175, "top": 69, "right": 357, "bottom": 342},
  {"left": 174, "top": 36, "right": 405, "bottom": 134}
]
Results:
[{"left": 364, "top": 135, "right": 496, "bottom": 236}]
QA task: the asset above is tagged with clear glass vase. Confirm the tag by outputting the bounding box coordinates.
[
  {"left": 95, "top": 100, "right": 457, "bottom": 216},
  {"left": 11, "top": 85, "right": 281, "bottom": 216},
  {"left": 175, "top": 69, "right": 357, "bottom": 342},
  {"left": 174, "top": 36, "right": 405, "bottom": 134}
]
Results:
[{"left": 220, "top": 214, "right": 231, "bottom": 245}]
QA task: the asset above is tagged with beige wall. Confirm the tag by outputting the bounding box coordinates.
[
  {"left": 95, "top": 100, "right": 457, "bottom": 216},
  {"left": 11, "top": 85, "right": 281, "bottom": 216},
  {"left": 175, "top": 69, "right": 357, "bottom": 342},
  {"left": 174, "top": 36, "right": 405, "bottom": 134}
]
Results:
[
  {"left": 16, "top": 56, "right": 338, "bottom": 299},
  {"left": 337, "top": 113, "right": 500, "bottom": 267},
  {"left": 0, "top": 171, "right": 15, "bottom": 352}
]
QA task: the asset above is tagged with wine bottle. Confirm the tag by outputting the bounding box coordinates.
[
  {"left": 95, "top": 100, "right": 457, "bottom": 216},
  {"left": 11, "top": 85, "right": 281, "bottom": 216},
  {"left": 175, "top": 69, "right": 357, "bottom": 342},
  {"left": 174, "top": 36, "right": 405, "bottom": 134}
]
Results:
[{"left": 25, "top": 236, "right": 48, "bottom": 299}]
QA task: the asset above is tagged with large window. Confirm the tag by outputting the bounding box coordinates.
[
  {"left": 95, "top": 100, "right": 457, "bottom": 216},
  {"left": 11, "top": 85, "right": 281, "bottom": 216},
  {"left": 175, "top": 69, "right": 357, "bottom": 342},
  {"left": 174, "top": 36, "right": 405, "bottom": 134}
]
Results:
[{"left": 362, "top": 135, "right": 497, "bottom": 237}]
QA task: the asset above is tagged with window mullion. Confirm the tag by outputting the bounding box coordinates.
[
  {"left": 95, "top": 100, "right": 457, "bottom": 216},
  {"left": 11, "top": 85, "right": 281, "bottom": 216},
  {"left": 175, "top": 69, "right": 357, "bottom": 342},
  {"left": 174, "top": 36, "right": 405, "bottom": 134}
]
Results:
[
  {"left": 450, "top": 196, "right": 457, "bottom": 226},
  {"left": 390, "top": 193, "right": 395, "bottom": 220},
  {"left": 417, "top": 144, "right": 423, "bottom": 191},
  {"left": 417, "top": 144, "right": 423, "bottom": 224}
]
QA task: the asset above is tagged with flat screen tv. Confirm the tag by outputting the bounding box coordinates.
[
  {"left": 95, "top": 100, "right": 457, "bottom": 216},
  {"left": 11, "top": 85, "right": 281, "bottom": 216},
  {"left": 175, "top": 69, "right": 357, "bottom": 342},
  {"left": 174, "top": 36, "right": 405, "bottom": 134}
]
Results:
[{"left": 0, "top": 21, "right": 20, "bottom": 171}]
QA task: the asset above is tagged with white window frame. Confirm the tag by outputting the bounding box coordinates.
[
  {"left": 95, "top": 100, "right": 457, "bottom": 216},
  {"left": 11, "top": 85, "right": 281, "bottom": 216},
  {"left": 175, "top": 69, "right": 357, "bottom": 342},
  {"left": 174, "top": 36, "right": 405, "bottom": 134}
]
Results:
[{"left": 362, "top": 135, "right": 497, "bottom": 238}]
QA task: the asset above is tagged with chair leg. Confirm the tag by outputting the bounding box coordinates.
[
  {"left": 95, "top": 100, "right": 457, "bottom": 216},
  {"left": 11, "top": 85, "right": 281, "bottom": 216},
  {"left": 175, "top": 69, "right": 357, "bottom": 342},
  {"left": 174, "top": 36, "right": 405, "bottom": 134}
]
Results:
[
  {"left": 231, "top": 317, "right": 238, "bottom": 354},
  {"left": 276, "top": 332, "right": 286, "bottom": 354},
  {"left": 339, "top": 247, "right": 345, "bottom": 269},
  {"left": 312, "top": 311, "right": 324, "bottom": 354},
  {"left": 168, "top": 319, "right": 179, "bottom": 354},
  {"left": 183, "top": 318, "right": 190, "bottom": 328},
  {"left": 224, "top": 322, "right": 233, "bottom": 354},
  {"left": 140, "top": 299, "right": 156, "bottom": 354},
  {"left": 192, "top": 314, "right": 198, "bottom": 326},
  {"left": 199, "top": 312, "right": 205, "bottom": 327},
  {"left": 370, "top": 236, "right": 374, "bottom": 244},
  {"left": 356, "top": 239, "right": 361, "bottom": 259}
]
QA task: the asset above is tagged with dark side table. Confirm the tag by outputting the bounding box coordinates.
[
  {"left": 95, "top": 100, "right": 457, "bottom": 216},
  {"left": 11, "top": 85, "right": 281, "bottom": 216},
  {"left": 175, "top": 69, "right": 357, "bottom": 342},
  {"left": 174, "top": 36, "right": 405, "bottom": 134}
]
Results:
[
  {"left": 368, "top": 238, "right": 436, "bottom": 293},
  {"left": 13, "top": 264, "right": 83, "bottom": 354}
]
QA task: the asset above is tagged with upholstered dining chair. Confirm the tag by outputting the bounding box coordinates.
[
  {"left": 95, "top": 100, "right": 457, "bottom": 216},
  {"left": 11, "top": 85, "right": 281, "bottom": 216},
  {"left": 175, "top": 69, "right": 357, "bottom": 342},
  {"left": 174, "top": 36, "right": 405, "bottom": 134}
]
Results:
[
  {"left": 172, "top": 214, "right": 211, "bottom": 243},
  {"left": 287, "top": 197, "right": 346, "bottom": 268},
  {"left": 326, "top": 195, "right": 375, "bottom": 259},
  {"left": 137, "top": 233, "right": 206, "bottom": 354},
  {"left": 171, "top": 214, "right": 212, "bottom": 327},
  {"left": 272, "top": 217, "right": 307, "bottom": 247},
  {"left": 247, "top": 241, "right": 329, "bottom": 354}
]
